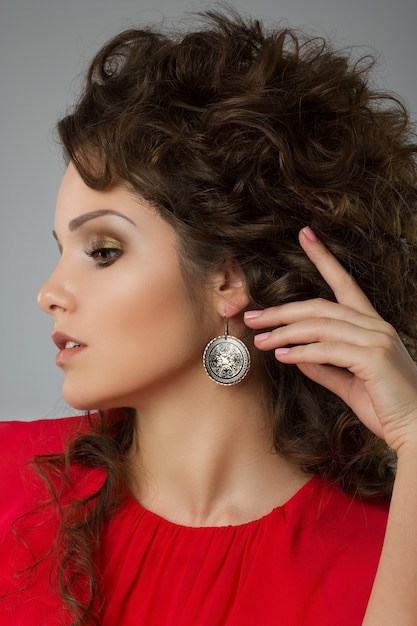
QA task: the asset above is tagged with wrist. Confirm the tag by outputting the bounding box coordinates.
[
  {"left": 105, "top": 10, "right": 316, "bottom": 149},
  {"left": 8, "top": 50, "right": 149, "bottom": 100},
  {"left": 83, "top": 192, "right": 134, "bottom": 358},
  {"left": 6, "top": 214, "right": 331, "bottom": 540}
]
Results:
[
  {"left": 383, "top": 414, "right": 417, "bottom": 459},
  {"left": 395, "top": 437, "right": 417, "bottom": 464}
]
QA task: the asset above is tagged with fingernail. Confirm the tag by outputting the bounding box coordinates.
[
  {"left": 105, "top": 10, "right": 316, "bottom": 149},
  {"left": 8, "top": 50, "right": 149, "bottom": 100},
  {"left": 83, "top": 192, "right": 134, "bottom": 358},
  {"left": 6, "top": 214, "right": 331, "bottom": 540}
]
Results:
[
  {"left": 302, "top": 226, "right": 318, "bottom": 242},
  {"left": 244, "top": 310, "right": 263, "bottom": 319},
  {"left": 275, "top": 347, "right": 291, "bottom": 356},
  {"left": 254, "top": 332, "right": 270, "bottom": 342}
]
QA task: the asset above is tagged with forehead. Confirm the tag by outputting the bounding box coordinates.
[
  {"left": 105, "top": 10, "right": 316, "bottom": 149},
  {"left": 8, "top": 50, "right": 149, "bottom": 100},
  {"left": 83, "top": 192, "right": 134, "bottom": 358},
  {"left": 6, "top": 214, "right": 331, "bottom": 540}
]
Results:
[
  {"left": 56, "top": 163, "right": 139, "bottom": 215},
  {"left": 55, "top": 164, "right": 170, "bottom": 234}
]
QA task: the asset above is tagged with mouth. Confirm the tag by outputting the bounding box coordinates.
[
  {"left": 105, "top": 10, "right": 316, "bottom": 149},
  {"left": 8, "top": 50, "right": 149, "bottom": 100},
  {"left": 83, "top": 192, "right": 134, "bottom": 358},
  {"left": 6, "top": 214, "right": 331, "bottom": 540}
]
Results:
[
  {"left": 51, "top": 331, "right": 87, "bottom": 354},
  {"left": 52, "top": 332, "right": 87, "bottom": 368},
  {"left": 64, "top": 340, "right": 82, "bottom": 349},
  {"left": 52, "top": 331, "right": 86, "bottom": 351}
]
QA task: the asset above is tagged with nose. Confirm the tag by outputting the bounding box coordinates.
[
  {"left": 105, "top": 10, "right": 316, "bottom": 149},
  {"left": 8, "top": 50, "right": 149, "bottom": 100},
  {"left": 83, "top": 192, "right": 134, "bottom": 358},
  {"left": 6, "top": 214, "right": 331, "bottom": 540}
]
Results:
[{"left": 37, "top": 262, "right": 75, "bottom": 316}]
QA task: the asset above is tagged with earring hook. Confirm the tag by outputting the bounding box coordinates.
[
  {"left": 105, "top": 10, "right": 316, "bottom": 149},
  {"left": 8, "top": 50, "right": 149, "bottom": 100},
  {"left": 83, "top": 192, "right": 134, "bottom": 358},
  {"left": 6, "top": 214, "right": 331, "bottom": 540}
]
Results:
[{"left": 224, "top": 315, "right": 229, "bottom": 340}]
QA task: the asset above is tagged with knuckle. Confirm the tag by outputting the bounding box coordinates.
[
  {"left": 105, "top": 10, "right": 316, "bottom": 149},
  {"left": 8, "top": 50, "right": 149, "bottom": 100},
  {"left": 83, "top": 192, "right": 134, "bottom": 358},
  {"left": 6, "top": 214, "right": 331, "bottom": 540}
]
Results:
[
  {"left": 310, "top": 298, "right": 327, "bottom": 314},
  {"left": 380, "top": 320, "right": 397, "bottom": 338},
  {"left": 316, "top": 316, "right": 332, "bottom": 334},
  {"left": 374, "top": 338, "right": 396, "bottom": 362},
  {"left": 377, "top": 322, "right": 398, "bottom": 349}
]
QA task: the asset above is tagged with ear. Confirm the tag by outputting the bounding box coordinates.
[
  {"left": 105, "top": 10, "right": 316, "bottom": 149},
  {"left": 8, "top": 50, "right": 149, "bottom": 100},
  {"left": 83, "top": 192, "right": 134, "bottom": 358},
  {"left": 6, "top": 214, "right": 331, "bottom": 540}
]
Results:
[{"left": 211, "top": 259, "right": 250, "bottom": 318}]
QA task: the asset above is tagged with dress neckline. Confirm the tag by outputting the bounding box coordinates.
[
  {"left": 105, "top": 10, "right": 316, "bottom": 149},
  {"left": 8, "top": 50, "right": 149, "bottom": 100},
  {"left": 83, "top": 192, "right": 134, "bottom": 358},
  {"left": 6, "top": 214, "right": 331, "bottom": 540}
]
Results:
[{"left": 122, "top": 474, "right": 319, "bottom": 531}]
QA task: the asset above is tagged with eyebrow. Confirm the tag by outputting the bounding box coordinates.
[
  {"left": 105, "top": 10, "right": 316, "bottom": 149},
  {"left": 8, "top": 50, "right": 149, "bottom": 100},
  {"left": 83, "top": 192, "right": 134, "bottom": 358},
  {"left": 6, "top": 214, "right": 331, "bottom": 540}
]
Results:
[
  {"left": 53, "top": 209, "right": 137, "bottom": 240},
  {"left": 68, "top": 209, "right": 136, "bottom": 231}
]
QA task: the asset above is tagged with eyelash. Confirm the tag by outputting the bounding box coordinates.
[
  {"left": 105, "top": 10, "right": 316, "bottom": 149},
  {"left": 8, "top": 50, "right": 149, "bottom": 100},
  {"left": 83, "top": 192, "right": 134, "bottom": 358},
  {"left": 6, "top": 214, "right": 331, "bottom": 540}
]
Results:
[{"left": 85, "top": 245, "right": 123, "bottom": 268}]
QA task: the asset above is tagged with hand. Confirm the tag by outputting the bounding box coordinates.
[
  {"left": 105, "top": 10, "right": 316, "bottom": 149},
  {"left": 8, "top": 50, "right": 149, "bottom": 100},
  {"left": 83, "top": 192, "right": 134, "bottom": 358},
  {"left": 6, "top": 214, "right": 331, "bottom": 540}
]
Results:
[{"left": 244, "top": 227, "right": 417, "bottom": 455}]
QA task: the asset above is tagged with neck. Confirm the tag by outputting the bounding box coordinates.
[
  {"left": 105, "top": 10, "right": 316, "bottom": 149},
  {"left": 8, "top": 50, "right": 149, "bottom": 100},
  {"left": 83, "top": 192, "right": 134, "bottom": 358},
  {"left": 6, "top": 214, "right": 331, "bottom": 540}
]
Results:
[{"left": 126, "top": 372, "right": 307, "bottom": 527}]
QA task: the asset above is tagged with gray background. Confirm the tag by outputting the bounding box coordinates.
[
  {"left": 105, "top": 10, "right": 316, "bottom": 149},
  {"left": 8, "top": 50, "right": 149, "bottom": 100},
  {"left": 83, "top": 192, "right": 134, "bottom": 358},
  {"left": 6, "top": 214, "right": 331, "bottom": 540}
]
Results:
[{"left": 1, "top": 0, "right": 416, "bottom": 421}]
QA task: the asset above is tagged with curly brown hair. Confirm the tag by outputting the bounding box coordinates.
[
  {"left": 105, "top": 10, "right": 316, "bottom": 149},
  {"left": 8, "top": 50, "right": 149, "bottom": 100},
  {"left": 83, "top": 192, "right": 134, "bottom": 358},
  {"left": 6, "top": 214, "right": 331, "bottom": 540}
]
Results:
[{"left": 29, "top": 6, "right": 417, "bottom": 624}]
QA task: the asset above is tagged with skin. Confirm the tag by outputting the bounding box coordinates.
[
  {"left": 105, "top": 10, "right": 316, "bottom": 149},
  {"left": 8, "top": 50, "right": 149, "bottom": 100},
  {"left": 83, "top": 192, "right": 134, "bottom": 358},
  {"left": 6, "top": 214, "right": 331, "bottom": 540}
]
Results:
[
  {"left": 37, "top": 163, "right": 307, "bottom": 527},
  {"left": 246, "top": 227, "right": 417, "bottom": 454},
  {"left": 38, "top": 163, "right": 218, "bottom": 412},
  {"left": 245, "top": 227, "right": 417, "bottom": 624},
  {"left": 39, "top": 165, "right": 417, "bottom": 620}
]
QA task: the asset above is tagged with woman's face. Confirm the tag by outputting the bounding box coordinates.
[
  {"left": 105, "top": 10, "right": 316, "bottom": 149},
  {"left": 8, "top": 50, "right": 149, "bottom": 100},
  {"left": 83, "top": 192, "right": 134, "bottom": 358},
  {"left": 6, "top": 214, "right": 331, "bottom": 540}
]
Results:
[{"left": 38, "top": 163, "right": 214, "bottom": 411}]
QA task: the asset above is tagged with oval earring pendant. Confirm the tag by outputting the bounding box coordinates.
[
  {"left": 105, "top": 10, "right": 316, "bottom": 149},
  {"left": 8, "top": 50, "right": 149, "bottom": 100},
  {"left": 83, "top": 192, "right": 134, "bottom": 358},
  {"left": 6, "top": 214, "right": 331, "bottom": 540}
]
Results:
[{"left": 203, "top": 326, "right": 251, "bottom": 386}]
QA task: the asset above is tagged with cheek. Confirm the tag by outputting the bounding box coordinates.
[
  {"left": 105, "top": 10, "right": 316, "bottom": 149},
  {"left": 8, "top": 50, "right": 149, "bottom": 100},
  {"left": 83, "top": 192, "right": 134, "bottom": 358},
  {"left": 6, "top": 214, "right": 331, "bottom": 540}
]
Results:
[
  {"left": 103, "top": 268, "right": 200, "bottom": 352},
  {"left": 61, "top": 284, "right": 210, "bottom": 410}
]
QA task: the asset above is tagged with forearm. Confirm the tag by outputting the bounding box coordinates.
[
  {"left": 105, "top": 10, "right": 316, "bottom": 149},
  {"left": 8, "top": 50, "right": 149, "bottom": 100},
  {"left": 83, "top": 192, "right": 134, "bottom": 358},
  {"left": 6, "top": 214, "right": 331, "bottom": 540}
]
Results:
[{"left": 363, "top": 445, "right": 417, "bottom": 625}]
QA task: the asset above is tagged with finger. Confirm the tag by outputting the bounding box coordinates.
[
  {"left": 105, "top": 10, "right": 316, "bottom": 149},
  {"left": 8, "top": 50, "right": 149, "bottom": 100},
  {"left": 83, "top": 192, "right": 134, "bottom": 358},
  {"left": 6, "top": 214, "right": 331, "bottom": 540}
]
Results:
[
  {"left": 245, "top": 299, "right": 384, "bottom": 331},
  {"left": 297, "top": 362, "right": 353, "bottom": 397},
  {"left": 253, "top": 317, "right": 388, "bottom": 352},
  {"left": 271, "top": 340, "right": 375, "bottom": 379},
  {"left": 299, "top": 227, "right": 379, "bottom": 317}
]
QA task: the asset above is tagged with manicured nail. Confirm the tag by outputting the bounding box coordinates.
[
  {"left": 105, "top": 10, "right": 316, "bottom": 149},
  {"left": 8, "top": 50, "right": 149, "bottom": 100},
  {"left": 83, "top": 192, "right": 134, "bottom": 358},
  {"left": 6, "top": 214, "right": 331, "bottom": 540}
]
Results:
[
  {"left": 244, "top": 310, "right": 263, "bottom": 319},
  {"left": 302, "top": 226, "right": 318, "bottom": 242},
  {"left": 275, "top": 347, "right": 291, "bottom": 356},
  {"left": 254, "top": 332, "right": 270, "bottom": 342}
]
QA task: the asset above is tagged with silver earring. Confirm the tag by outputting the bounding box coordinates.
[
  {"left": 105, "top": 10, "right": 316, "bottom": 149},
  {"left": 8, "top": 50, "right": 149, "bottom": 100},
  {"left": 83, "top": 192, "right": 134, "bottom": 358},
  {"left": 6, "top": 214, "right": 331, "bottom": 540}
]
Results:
[{"left": 203, "top": 318, "right": 251, "bottom": 385}]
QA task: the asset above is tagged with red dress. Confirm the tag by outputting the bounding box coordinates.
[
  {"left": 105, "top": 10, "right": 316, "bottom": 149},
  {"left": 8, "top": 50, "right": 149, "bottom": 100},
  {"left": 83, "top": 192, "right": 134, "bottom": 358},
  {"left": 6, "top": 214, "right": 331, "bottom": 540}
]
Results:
[{"left": 0, "top": 417, "right": 389, "bottom": 625}]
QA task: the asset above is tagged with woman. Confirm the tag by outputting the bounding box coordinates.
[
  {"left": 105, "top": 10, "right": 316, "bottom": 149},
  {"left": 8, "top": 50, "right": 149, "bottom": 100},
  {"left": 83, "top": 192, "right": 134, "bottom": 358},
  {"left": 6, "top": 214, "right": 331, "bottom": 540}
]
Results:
[{"left": 1, "top": 7, "right": 417, "bottom": 625}]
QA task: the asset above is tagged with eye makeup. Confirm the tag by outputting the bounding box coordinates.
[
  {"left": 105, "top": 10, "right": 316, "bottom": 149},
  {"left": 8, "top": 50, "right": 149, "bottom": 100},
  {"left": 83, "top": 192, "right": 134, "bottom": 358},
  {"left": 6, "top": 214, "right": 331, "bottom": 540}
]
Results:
[{"left": 84, "top": 235, "right": 125, "bottom": 268}]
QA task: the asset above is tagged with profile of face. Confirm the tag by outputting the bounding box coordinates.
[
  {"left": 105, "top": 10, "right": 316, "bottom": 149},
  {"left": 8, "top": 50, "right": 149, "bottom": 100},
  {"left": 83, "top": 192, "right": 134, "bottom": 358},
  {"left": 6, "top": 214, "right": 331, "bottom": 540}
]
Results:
[{"left": 37, "top": 164, "right": 221, "bottom": 411}]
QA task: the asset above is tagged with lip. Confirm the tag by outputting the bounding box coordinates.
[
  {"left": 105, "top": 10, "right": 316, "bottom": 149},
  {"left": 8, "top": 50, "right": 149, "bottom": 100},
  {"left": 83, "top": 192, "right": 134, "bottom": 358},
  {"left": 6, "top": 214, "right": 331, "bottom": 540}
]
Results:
[{"left": 51, "top": 331, "right": 87, "bottom": 367}]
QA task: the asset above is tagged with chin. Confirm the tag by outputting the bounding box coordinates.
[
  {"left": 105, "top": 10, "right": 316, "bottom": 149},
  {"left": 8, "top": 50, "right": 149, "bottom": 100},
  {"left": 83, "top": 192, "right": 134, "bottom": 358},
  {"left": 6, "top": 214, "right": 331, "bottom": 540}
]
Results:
[
  {"left": 63, "top": 387, "right": 103, "bottom": 412},
  {"left": 64, "top": 391, "right": 126, "bottom": 413},
  {"left": 65, "top": 399, "right": 98, "bottom": 412},
  {"left": 62, "top": 376, "right": 139, "bottom": 412}
]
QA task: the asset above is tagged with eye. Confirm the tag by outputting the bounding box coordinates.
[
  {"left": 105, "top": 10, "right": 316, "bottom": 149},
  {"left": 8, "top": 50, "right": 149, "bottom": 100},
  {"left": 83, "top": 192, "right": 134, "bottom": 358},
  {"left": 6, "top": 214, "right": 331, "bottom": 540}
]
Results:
[{"left": 85, "top": 242, "right": 123, "bottom": 268}]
